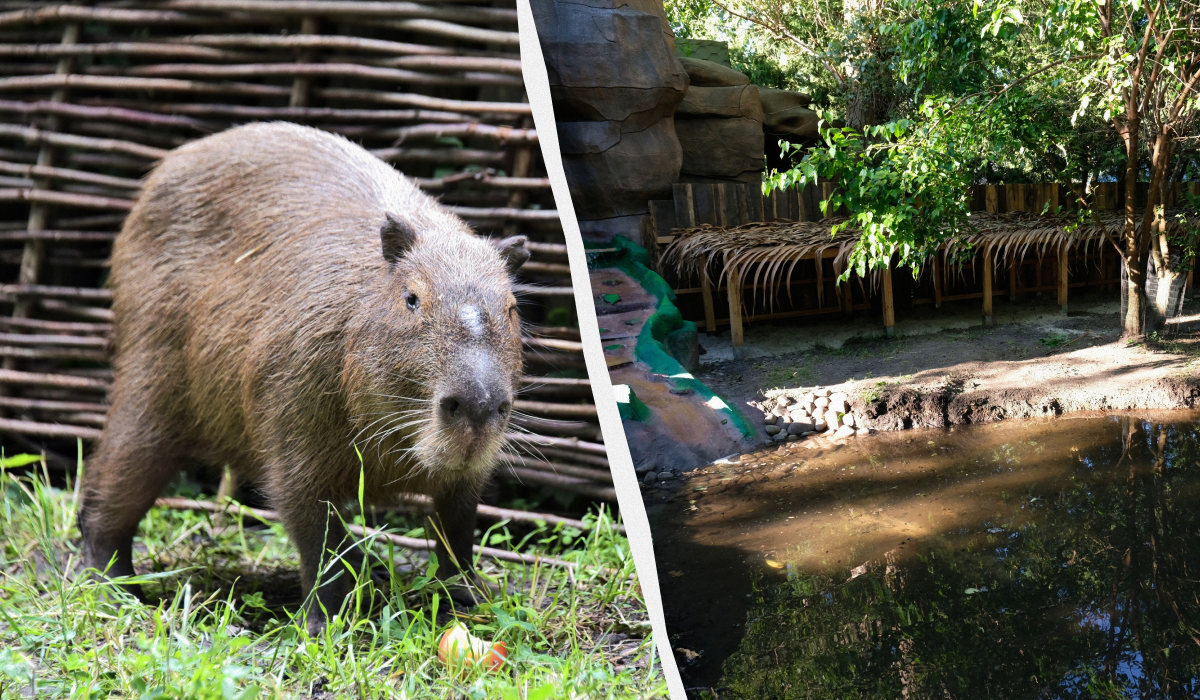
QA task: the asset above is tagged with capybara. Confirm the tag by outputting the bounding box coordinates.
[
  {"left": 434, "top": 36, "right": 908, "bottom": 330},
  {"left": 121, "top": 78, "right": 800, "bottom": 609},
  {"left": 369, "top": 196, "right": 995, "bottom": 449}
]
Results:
[{"left": 78, "top": 122, "right": 529, "bottom": 631}]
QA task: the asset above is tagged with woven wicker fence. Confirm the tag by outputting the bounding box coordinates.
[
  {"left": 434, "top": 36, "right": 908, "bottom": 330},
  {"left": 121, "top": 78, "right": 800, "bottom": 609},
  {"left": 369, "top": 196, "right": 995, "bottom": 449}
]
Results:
[{"left": 0, "top": 1, "right": 613, "bottom": 502}]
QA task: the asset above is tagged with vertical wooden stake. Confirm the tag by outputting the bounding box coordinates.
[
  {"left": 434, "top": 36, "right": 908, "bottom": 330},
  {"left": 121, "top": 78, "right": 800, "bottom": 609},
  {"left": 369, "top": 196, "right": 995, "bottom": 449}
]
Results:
[
  {"left": 1100, "top": 245, "right": 1108, "bottom": 291},
  {"left": 289, "top": 17, "right": 320, "bottom": 107},
  {"left": 729, "top": 264, "right": 744, "bottom": 347},
  {"left": 699, "top": 254, "right": 716, "bottom": 333},
  {"left": 1008, "top": 251, "right": 1018, "bottom": 301},
  {"left": 1058, "top": 243, "right": 1069, "bottom": 313},
  {"left": 5, "top": 22, "right": 80, "bottom": 379},
  {"left": 882, "top": 258, "right": 895, "bottom": 336},
  {"left": 836, "top": 260, "right": 853, "bottom": 317},
  {"left": 1187, "top": 269, "right": 1194, "bottom": 300},
  {"left": 982, "top": 248, "right": 993, "bottom": 325},
  {"left": 932, "top": 254, "right": 942, "bottom": 308},
  {"left": 1035, "top": 255, "right": 1043, "bottom": 298}
]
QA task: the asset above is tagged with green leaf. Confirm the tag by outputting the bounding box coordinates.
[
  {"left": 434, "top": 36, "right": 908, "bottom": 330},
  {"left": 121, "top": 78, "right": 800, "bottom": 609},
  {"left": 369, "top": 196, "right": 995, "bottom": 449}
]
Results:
[
  {"left": 0, "top": 453, "right": 43, "bottom": 469},
  {"left": 494, "top": 607, "right": 536, "bottom": 633}
]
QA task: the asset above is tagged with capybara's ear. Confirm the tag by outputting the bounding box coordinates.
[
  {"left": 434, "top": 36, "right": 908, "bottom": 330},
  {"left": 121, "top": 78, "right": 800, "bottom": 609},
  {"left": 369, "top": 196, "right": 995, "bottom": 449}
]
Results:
[
  {"left": 492, "top": 235, "right": 530, "bottom": 274},
  {"left": 381, "top": 213, "right": 417, "bottom": 264}
]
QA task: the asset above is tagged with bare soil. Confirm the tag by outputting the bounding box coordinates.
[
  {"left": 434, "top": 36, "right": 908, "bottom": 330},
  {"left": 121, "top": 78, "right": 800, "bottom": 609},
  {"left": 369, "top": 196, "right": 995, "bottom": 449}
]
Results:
[{"left": 698, "top": 297, "right": 1200, "bottom": 437}]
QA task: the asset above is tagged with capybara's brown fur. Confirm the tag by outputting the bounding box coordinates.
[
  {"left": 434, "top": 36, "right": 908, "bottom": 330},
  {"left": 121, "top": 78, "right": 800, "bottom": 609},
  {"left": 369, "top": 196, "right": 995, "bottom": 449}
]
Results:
[{"left": 78, "top": 122, "right": 529, "bottom": 629}]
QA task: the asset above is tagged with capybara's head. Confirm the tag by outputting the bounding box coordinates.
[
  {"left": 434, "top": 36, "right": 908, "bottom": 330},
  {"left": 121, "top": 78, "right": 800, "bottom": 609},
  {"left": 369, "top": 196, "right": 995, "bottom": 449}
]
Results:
[{"left": 348, "top": 212, "right": 529, "bottom": 484}]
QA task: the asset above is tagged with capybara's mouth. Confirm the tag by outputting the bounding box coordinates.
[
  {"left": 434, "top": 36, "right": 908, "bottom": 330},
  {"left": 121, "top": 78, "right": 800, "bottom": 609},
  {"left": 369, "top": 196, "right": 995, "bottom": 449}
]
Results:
[{"left": 416, "top": 422, "right": 506, "bottom": 476}]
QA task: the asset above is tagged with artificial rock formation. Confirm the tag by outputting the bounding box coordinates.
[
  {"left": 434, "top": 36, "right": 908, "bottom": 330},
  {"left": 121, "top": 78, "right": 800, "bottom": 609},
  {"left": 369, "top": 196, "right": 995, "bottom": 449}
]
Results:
[
  {"left": 557, "top": 118, "right": 683, "bottom": 223},
  {"left": 760, "top": 87, "right": 820, "bottom": 141},
  {"left": 533, "top": 0, "right": 688, "bottom": 239},
  {"left": 534, "top": 0, "right": 823, "bottom": 237},
  {"left": 674, "top": 57, "right": 764, "bottom": 183},
  {"left": 677, "top": 56, "right": 749, "bottom": 86}
]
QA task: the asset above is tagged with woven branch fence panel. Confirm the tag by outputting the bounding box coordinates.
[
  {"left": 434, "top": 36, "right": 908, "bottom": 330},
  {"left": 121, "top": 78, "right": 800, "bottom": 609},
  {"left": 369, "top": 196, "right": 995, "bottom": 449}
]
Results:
[{"left": 0, "top": 1, "right": 614, "bottom": 502}]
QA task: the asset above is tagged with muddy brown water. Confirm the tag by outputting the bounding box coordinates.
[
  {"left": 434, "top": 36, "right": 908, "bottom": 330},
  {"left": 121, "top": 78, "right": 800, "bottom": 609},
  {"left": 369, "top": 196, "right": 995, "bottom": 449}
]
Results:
[{"left": 654, "top": 411, "right": 1200, "bottom": 699}]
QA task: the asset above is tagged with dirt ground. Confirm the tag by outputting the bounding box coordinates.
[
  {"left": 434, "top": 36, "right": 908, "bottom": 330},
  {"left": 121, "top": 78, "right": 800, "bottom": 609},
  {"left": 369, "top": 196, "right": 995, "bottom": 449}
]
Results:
[{"left": 697, "top": 295, "right": 1200, "bottom": 437}]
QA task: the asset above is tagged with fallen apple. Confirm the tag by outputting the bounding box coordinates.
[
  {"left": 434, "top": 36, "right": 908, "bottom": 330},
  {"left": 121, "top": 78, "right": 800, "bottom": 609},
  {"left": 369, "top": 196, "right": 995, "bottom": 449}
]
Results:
[{"left": 438, "top": 623, "right": 508, "bottom": 672}]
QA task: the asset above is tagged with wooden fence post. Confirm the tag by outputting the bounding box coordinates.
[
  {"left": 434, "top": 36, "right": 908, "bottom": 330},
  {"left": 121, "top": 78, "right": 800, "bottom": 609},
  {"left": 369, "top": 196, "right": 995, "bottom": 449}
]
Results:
[
  {"left": 985, "top": 185, "right": 999, "bottom": 214},
  {"left": 882, "top": 258, "right": 895, "bottom": 336},
  {"left": 6, "top": 22, "right": 81, "bottom": 378},
  {"left": 982, "top": 248, "right": 993, "bottom": 325},
  {"left": 1057, "top": 243, "right": 1069, "bottom": 313},
  {"left": 836, "top": 259, "right": 853, "bottom": 317},
  {"left": 1036, "top": 254, "right": 1043, "bottom": 298},
  {"left": 728, "top": 263, "right": 744, "bottom": 347},
  {"left": 699, "top": 254, "right": 716, "bottom": 333},
  {"left": 1100, "top": 245, "right": 1109, "bottom": 292},
  {"left": 932, "top": 253, "right": 942, "bottom": 308},
  {"left": 289, "top": 17, "right": 320, "bottom": 107},
  {"left": 1008, "top": 250, "right": 1018, "bottom": 301}
]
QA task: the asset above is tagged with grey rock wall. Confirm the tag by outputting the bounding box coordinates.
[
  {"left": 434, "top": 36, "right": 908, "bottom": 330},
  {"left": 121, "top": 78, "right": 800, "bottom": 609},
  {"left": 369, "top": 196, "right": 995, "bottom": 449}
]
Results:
[
  {"left": 674, "top": 59, "right": 764, "bottom": 183},
  {"left": 533, "top": 0, "right": 688, "bottom": 240},
  {"left": 534, "top": 0, "right": 824, "bottom": 239}
]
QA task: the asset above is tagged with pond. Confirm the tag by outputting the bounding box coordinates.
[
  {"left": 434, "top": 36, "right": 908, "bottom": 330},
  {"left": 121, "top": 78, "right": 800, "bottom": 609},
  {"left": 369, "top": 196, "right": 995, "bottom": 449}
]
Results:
[{"left": 654, "top": 411, "right": 1200, "bottom": 699}]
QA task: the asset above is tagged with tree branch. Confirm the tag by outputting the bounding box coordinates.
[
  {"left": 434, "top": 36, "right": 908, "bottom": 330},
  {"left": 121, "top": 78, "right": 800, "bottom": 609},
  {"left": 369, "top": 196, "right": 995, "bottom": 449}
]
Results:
[{"left": 710, "top": 0, "right": 846, "bottom": 86}]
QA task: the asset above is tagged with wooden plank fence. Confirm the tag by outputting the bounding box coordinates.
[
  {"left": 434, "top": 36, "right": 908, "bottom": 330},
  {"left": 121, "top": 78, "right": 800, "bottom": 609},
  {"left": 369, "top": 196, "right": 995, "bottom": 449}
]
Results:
[{"left": 647, "top": 181, "right": 1200, "bottom": 345}]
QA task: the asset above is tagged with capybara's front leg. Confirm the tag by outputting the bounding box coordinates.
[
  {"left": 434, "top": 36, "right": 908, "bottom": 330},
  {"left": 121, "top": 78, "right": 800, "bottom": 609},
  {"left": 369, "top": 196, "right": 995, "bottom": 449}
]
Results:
[
  {"left": 280, "top": 499, "right": 365, "bottom": 634},
  {"left": 432, "top": 487, "right": 484, "bottom": 606},
  {"left": 78, "top": 398, "right": 184, "bottom": 598}
]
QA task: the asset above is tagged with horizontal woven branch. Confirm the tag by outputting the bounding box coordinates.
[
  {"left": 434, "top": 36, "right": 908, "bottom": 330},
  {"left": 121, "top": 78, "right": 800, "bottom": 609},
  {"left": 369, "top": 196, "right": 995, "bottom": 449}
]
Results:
[
  {"left": 125, "top": 62, "right": 523, "bottom": 88},
  {"left": 0, "top": 2, "right": 518, "bottom": 28}
]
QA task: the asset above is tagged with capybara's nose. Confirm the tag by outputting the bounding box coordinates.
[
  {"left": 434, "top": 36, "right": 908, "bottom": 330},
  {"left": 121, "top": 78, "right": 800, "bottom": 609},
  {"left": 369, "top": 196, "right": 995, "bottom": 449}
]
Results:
[{"left": 439, "top": 388, "right": 511, "bottom": 427}]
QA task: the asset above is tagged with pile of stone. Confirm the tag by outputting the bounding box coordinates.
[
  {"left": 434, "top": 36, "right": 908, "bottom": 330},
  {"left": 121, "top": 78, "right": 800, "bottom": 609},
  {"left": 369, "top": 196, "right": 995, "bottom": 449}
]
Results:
[{"left": 758, "top": 388, "right": 869, "bottom": 443}]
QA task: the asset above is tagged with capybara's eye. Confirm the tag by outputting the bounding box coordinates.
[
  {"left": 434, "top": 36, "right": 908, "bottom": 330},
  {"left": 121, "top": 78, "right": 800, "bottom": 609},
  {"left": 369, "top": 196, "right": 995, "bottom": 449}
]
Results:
[{"left": 406, "top": 292, "right": 420, "bottom": 311}]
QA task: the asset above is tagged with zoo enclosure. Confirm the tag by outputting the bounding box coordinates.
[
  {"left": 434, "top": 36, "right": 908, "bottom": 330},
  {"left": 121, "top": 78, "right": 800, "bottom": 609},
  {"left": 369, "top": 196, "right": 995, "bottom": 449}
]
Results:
[
  {"left": 647, "top": 181, "right": 1200, "bottom": 345},
  {"left": 0, "top": 1, "right": 614, "bottom": 506}
]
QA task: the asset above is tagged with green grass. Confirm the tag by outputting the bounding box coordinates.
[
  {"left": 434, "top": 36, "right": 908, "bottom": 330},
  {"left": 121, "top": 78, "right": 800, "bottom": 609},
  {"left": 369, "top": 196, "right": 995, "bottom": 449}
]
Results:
[
  {"left": 818, "top": 335, "right": 912, "bottom": 360},
  {"left": 0, "top": 457, "right": 665, "bottom": 699},
  {"left": 753, "top": 360, "right": 815, "bottom": 389}
]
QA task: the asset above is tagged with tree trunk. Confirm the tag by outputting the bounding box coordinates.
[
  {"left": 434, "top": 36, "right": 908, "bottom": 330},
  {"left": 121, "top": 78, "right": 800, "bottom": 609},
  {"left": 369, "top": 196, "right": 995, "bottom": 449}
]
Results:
[
  {"left": 1125, "top": 260, "right": 1148, "bottom": 336},
  {"left": 1119, "top": 90, "right": 1145, "bottom": 338},
  {"left": 1149, "top": 230, "right": 1187, "bottom": 331},
  {"left": 1152, "top": 268, "right": 1181, "bottom": 329},
  {"left": 1147, "top": 133, "right": 1179, "bottom": 330}
]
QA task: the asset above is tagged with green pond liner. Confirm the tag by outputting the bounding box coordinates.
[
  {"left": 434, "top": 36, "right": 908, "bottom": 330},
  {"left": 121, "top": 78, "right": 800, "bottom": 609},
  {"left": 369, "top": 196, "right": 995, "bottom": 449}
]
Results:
[
  {"left": 613, "top": 383, "right": 652, "bottom": 422},
  {"left": 587, "top": 236, "right": 755, "bottom": 439}
]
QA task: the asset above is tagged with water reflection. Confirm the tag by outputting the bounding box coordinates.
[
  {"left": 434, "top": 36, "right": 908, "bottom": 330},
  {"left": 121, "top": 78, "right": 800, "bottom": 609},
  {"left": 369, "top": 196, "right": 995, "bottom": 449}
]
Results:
[{"left": 656, "top": 413, "right": 1200, "bottom": 699}]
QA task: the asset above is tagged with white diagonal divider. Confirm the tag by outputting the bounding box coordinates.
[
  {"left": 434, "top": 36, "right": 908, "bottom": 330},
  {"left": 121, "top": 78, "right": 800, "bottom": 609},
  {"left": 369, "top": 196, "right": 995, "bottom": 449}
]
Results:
[{"left": 515, "top": 2, "right": 686, "bottom": 697}]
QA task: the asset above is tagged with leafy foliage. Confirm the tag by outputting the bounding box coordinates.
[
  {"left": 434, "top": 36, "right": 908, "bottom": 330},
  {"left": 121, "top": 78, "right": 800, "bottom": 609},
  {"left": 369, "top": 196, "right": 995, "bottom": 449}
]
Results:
[{"left": 671, "top": 0, "right": 1200, "bottom": 333}]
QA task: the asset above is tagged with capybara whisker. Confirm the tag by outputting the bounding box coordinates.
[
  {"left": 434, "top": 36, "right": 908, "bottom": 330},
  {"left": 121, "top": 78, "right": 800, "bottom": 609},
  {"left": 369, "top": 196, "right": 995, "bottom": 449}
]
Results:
[
  {"left": 79, "top": 122, "right": 527, "bottom": 635},
  {"left": 351, "top": 410, "right": 428, "bottom": 441}
]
